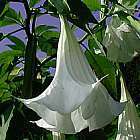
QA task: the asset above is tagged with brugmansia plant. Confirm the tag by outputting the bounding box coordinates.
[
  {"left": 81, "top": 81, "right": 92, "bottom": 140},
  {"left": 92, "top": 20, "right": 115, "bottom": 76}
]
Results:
[
  {"left": 116, "top": 77, "right": 140, "bottom": 140},
  {"left": 0, "top": 0, "right": 140, "bottom": 139},
  {"left": 18, "top": 16, "right": 125, "bottom": 136},
  {"left": 103, "top": 15, "right": 140, "bottom": 62}
]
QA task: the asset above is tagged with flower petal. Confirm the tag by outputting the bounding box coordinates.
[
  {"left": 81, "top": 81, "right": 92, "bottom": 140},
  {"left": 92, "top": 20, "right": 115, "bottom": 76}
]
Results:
[
  {"left": 103, "top": 15, "right": 140, "bottom": 62},
  {"left": 116, "top": 77, "right": 140, "bottom": 140}
]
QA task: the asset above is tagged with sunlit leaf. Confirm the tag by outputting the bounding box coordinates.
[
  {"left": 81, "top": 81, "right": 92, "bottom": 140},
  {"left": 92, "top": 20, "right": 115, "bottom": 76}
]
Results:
[
  {"left": 127, "top": 16, "right": 140, "bottom": 34},
  {"left": 83, "top": 0, "right": 101, "bottom": 11}
]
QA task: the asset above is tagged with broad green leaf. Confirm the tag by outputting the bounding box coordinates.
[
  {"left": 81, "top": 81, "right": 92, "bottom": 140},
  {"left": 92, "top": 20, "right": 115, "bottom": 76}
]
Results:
[
  {"left": 67, "top": 0, "right": 98, "bottom": 25},
  {"left": 42, "top": 60, "right": 56, "bottom": 68},
  {"left": 36, "top": 25, "right": 57, "bottom": 36},
  {"left": 49, "top": 0, "right": 69, "bottom": 15},
  {"left": 85, "top": 51, "right": 117, "bottom": 95},
  {"left": 0, "top": 50, "right": 22, "bottom": 77},
  {"left": 7, "top": 36, "right": 25, "bottom": 51},
  {"left": 29, "top": 0, "right": 40, "bottom": 7},
  {"left": 88, "top": 37, "right": 99, "bottom": 54},
  {"left": 0, "top": 50, "right": 21, "bottom": 64},
  {"left": 0, "top": 106, "right": 14, "bottom": 140},
  {"left": 83, "top": 0, "right": 101, "bottom": 11},
  {"left": 0, "top": 7, "right": 21, "bottom": 27},
  {"left": 42, "top": 31, "right": 59, "bottom": 39},
  {"left": 5, "top": 7, "right": 19, "bottom": 21},
  {"left": 121, "top": 0, "right": 138, "bottom": 6},
  {"left": 0, "top": 17, "right": 16, "bottom": 27},
  {"left": 37, "top": 30, "right": 59, "bottom": 55},
  {"left": 38, "top": 36, "right": 57, "bottom": 55},
  {"left": 0, "top": 1, "right": 8, "bottom": 17}
]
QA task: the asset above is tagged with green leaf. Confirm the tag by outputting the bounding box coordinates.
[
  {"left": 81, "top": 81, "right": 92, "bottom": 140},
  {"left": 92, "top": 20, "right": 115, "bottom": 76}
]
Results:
[
  {"left": 29, "top": 0, "right": 40, "bottom": 7},
  {"left": 0, "top": 50, "right": 21, "bottom": 64},
  {"left": 38, "top": 36, "right": 57, "bottom": 55},
  {"left": 0, "top": 50, "right": 22, "bottom": 78},
  {"left": 127, "top": 16, "right": 140, "bottom": 34},
  {"left": 7, "top": 36, "right": 25, "bottom": 51},
  {"left": 36, "top": 25, "right": 57, "bottom": 36},
  {"left": 0, "top": 7, "right": 21, "bottom": 27},
  {"left": 85, "top": 51, "right": 117, "bottom": 95},
  {"left": 83, "top": 0, "right": 101, "bottom": 11},
  {"left": 5, "top": 7, "right": 18, "bottom": 20},
  {"left": 42, "top": 31, "right": 59, "bottom": 39},
  {"left": 121, "top": 0, "right": 138, "bottom": 6},
  {"left": 0, "top": 17, "right": 15, "bottom": 27},
  {"left": 0, "top": 50, "right": 22, "bottom": 73},
  {"left": 48, "top": 0, "right": 69, "bottom": 15},
  {"left": 0, "top": 0, "right": 8, "bottom": 17},
  {"left": 37, "top": 30, "right": 59, "bottom": 55}
]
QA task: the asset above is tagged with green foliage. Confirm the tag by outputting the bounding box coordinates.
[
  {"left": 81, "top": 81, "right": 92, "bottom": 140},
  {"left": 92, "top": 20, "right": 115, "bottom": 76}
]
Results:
[
  {"left": 128, "top": 16, "right": 140, "bottom": 34},
  {"left": 7, "top": 36, "right": 25, "bottom": 51},
  {"left": 36, "top": 25, "right": 57, "bottom": 36},
  {"left": 37, "top": 26, "right": 59, "bottom": 55},
  {"left": 0, "top": 50, "right": 22, "bottom": 74},
  {"left": 29, "top": 0, "right": 40, "bottom": 7},
  {"left": 0, "top": 7, "right": 23, "bottom": 27},
  {"left": 85, "top": 50, "right": 117, "bottom": 95},
  {"left": 0, "top": 0, "right": 7, "bottom": 16},
  {"left": 48, "top": 0, "right": 69, "bottom": 15},
  {"left": 83, "top": 0, "right": 101, "bottom": 10},
  {"left": 121, "top": 0, "right": 138, "bottom": 6}
]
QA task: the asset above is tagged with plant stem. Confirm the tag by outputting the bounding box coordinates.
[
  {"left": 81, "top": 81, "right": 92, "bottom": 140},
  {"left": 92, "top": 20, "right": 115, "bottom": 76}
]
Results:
[
  {"left": 0, "top": 28, "right": 25, "bottom": 41},
  {"left": 23, "top": 0, "right": 37, "bottom": 98}
]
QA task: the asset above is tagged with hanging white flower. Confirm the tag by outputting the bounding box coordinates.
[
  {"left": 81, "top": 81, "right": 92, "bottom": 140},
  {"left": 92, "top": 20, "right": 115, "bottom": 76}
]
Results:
[
  {"left": 20, "top": 16, "right": 125, "bottom": 134},
  {"left": 103, "top": 15, "right": 140, "bottom": 62},
  {"left": 116, "top": 77, "right": 140, "bottom": 140}
]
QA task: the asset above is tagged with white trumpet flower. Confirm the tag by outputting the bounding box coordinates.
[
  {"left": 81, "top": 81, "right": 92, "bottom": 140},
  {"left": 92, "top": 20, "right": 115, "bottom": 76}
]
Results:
[
  {"left": 116, "top": 77, "right": 140, "bottom": 140},
  {"left": 20, "top": 16, "right": 125, "bottom": 134},
  {"left": 103, "top": 15, "right": 140, "bottom": 62}
]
